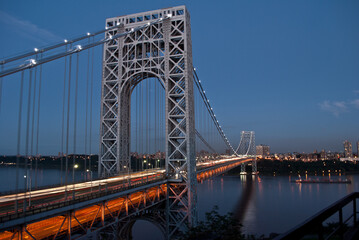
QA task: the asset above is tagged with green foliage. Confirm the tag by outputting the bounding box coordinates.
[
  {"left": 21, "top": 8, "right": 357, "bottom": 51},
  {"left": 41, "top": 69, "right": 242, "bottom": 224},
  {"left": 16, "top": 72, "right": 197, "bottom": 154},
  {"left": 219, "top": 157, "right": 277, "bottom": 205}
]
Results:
[{"left": 181, "top": 206, "right": 244, "bottom": 240}]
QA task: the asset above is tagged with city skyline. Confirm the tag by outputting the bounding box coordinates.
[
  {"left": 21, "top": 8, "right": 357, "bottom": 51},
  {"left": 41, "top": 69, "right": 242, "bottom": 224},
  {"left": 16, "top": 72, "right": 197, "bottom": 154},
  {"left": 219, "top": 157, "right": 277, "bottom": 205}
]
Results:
[{"left": 0, "top": 0, "right": 358, "bottom": 155}]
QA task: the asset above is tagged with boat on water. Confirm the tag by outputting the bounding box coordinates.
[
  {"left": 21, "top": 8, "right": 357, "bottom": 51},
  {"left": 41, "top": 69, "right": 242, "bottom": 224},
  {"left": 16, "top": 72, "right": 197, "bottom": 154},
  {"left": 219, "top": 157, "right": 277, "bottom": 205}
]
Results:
[{"left": 292, "top": 179, "right": 351, "bottom": 184}]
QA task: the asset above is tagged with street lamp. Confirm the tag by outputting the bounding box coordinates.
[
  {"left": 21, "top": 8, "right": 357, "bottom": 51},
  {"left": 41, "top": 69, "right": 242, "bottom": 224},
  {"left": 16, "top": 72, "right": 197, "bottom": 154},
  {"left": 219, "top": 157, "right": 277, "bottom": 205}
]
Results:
[
  {"left": 72, "top": 164, "right": 79, "bottom": 200},
  {"left": 143, "top": 160, "right": 147, "bottom": 170},
  {"left": 73, "top": 164, "right": 79, "bottom": 179}
]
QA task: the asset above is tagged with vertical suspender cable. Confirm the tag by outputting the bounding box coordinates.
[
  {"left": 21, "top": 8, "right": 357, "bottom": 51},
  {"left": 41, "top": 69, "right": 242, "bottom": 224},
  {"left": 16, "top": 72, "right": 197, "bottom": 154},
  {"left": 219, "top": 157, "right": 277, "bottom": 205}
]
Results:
[
  {"left": 155, "top": 79, "right": 157, "bottom": 155},
  {"left": 89, "top": 38, "right": 94, "bottom": 177},
  {"left": 73, "top": 53, "right": 79, "bottom": 190},
  {"left": 136, "top": 84, "right": 138, "bottom": 171},
  {"left": 134, "top": 80, "right": 138, "bottom": 163},
  {"left": 15, "top": 71, "right": 25, "bottom": 213},
  {"left": 137, "top": 80, "right": 140, "bottom": 166},
  {"left": 35, "top": 56, "right": 43, "bottom": 189},
  {"left": 162, "top": 81, "right": 164, "bottom": 153},
  {"left": 65, "top": 55, "right": 73, "bottom": 198},
  {"left": 0, "top": 65, "right": 3, "bottom": 114},
  {"left": 61, "top": 45, "right": 68, "bottom": 185},
  {"left": 29, "top": 62, "right": 37, "bottom": 203},
  {"left": 149, "top": 79, "right": 151, "bottom": 154},
  {"left": 140, "top": 77, "right": 143, "bottom": 155},
  {"left": 146, "top": 80, "right": 149, "bottom": 154},
  {"left": 84, "top": 38, "right": 90, "bottom": 180},
  {"left": 24, "top": 69, "right": 33, "bottom": 213},
  {"left": 30, "top": 65, "right": 37, "bottom": 157}
]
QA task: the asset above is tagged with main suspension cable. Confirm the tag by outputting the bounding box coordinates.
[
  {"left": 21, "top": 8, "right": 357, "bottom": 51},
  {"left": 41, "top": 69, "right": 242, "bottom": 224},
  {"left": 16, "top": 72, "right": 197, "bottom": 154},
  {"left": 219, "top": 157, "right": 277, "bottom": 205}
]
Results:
[
  {"left": 193, "top": 68, "right": 237, "bottom": 155},
  {"left": 0, "top": 16, "right": 171, "bottom": 78}
]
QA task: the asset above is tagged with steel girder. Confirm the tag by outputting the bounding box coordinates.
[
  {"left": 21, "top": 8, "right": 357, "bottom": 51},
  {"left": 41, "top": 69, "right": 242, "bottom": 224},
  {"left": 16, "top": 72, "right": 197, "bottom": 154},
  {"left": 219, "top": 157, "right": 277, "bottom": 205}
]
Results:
[
  {"left": 99, "top": 6, "right": 197, "bottom": 238},
  {"left": 3, "top": 185, "right": 167, "bottom": 239}
]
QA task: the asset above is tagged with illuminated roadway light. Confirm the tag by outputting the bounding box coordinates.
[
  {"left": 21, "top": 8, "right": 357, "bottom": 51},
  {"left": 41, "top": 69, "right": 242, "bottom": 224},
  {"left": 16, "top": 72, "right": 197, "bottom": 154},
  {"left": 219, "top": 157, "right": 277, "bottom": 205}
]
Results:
[
  {"left": 64, "top": 39, "right": 68, "bottom": 43},
  {"left": 73, "top": 45, "right": 82, "bottom": 52},
  {"left": 194, "top": 67, "right": 196, "bottom": 71},
  {"left": 167, "top": 13, "right": 172, "bottom": 18},
  {"left": 34, "top": 48, "right": 38, "bottom": 52},
  {"left": 87, "top": 32, "right": 91, "bottom": 36},
  {"left": 147, "top": 22, "right": 150, "bottom": 26},
  {"left": 116, "top": 22, "right": 120, "bottom": 26}
]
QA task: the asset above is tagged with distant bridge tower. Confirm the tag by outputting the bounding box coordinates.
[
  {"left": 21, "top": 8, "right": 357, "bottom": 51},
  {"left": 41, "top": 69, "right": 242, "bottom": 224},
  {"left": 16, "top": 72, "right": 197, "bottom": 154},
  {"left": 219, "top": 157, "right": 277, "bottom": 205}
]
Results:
[
  {"left": 237, "top": 131, "right": 256, "bottom": 174},
  {"left": 99, "top": 6, "right": 197, "bottom": 237}
]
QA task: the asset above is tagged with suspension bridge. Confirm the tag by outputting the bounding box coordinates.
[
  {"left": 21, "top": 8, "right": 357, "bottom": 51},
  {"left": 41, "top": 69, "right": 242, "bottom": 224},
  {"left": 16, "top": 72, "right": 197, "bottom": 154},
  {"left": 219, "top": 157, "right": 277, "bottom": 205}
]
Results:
[{"left": 0, "top": 6, "right": 256, "bottom": 240}]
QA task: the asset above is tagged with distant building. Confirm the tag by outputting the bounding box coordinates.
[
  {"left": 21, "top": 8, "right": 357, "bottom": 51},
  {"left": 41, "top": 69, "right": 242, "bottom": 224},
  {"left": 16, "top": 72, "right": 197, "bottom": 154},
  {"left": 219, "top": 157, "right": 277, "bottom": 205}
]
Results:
[
  {"left": 256, "top": 144, "right": 270, "bottom": 156},
  {"left": 225, "top": 149, "right": 231, "bottom": 155},
  {"left": 320, "top": 149, "right": 327, "bottom": 160},
  {"left": 343, "top": 140, "right": 352, "bottom": 158}
]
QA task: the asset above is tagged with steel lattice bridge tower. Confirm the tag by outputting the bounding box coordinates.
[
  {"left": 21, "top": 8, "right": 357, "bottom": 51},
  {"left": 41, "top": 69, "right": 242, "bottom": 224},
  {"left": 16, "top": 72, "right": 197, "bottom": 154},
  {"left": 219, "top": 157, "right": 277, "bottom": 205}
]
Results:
[
  {"left": 0, "top": 6, "right": 258, "bottom": 240},
  {"left": 99, "top": 6, "right": 197, "bottom": 234},
  {"left": 236, "top": 131, "right": 257, "bottom": 174}
]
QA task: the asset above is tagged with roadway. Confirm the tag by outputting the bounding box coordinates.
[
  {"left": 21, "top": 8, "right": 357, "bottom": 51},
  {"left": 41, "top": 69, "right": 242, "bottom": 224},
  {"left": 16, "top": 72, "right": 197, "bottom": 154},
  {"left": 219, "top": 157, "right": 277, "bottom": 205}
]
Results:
[
  {"left": 0, "top": 156, "right": 252, "bottom": 239},
  {"left": 0, "top": 169, "right": 165, "bottom": 219}
]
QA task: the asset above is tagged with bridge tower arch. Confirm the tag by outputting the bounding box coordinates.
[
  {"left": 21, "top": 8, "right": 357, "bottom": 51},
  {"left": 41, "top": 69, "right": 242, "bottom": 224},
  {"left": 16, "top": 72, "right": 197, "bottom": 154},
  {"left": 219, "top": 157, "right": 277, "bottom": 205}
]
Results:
[{"left": 99, "top": 6, "right": 197, "bottom": 236}]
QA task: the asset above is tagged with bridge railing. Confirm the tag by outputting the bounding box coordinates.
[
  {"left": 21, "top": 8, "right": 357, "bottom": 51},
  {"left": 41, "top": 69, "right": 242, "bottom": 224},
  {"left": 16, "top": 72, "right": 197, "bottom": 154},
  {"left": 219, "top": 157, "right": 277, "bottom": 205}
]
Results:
[
  {"left": 0, "top": 173, "right": 165, "bottom": 224},
  {"left": 275, "top": 192, "right": 359, "bottom": 240}
]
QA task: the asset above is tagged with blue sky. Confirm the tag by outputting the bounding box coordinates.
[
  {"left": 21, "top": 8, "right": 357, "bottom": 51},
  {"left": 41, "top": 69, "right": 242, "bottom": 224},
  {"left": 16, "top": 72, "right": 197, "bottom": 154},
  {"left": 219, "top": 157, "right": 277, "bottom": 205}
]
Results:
[{"left": 0, "top": 0, "right": 358, "bottom": 154}]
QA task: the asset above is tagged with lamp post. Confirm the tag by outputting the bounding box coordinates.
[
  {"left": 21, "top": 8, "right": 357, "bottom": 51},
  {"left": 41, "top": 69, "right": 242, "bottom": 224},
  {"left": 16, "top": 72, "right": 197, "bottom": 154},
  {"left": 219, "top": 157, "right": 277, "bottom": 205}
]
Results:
[
  {"left": 143, "top": 160, "right": 147, "bottom": 171},
  {"left": 72, "top": 164, "right": 78, "bottom": 200}
]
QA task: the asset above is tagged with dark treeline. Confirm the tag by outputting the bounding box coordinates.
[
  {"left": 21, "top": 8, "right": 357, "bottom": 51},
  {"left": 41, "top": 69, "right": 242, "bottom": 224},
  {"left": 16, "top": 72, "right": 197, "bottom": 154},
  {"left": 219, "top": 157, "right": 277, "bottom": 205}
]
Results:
[{"left": 228, "top": 159, "right": 359, "bottom": 175}]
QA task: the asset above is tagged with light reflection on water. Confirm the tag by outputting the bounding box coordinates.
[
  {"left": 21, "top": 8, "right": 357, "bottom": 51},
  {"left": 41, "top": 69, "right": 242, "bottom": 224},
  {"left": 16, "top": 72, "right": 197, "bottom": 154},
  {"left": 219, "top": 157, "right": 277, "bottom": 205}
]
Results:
[
  {"left": 1, "top": 166, "right": 358, "bottom": 238},
  {"left": 197, "top": 174, "right": 359, "bottom": 236}
]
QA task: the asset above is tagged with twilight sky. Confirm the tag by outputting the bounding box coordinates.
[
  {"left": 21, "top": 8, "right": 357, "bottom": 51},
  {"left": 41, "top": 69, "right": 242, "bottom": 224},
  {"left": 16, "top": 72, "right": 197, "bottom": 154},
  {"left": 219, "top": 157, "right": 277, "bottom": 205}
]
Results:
[{"left": 0, "top": 0, "right": 358, "bottom": 154}]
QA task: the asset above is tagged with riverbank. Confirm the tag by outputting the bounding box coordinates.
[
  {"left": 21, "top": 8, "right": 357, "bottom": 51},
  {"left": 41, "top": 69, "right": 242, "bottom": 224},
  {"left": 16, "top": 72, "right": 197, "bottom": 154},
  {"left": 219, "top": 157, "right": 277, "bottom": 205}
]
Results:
[{"left": 227, "top": 159, "right": 359, "bottom": 176}]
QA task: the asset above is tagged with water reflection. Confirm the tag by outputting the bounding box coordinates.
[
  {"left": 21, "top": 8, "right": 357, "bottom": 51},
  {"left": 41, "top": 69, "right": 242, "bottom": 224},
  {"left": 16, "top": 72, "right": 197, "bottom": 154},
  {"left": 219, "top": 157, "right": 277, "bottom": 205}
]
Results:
[{"left": 234, "top": 175, "right": 255, "bottom": 222}]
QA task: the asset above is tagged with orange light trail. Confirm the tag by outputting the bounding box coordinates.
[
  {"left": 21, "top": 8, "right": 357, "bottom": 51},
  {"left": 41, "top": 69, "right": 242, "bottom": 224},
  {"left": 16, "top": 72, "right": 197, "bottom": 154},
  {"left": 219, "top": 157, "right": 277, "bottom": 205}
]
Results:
[{"left": 0, "top": 157, "right": 251, "bottom": 239}]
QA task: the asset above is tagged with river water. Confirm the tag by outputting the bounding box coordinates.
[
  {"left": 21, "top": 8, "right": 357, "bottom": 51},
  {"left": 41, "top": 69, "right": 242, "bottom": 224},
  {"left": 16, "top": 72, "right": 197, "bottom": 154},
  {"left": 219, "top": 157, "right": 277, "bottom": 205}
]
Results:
[{"left": 1, "top": 167, "right": 358, "bottom": 239}]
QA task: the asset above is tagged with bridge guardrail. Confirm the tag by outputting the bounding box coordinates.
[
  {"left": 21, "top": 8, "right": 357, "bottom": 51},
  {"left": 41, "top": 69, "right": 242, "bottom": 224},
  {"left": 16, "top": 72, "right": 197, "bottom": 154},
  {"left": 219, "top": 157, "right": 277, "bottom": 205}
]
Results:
[
  {"left": 275, "top": 192, "right": 359, "bottom": 240},
  {"left": 0, "top": 175, "right": 165, "bottom": 224}
]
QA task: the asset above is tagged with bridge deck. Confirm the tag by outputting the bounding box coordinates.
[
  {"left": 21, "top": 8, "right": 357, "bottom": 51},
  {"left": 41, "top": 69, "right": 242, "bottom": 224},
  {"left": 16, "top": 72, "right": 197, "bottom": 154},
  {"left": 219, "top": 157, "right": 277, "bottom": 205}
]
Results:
[{"left": 0, "top": 157, "right": 252, "bottom": 239}]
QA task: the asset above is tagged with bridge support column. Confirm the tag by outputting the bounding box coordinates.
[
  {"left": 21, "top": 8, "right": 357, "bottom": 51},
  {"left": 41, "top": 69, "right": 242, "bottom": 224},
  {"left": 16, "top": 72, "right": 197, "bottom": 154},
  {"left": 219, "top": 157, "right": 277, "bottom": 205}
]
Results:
[
  {"left": 252, "top": 159, "right": 257, "bottom": 174},
  {"left": 240, "top": 163, "right": 246, "bottom": 175}
]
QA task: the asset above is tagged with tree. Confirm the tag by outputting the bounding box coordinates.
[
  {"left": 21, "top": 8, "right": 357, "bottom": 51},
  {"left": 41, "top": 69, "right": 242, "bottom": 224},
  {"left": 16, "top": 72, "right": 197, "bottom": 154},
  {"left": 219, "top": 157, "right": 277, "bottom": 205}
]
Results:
[{"left": 181, "top": 206, "right": 244, "bottom": 240}]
